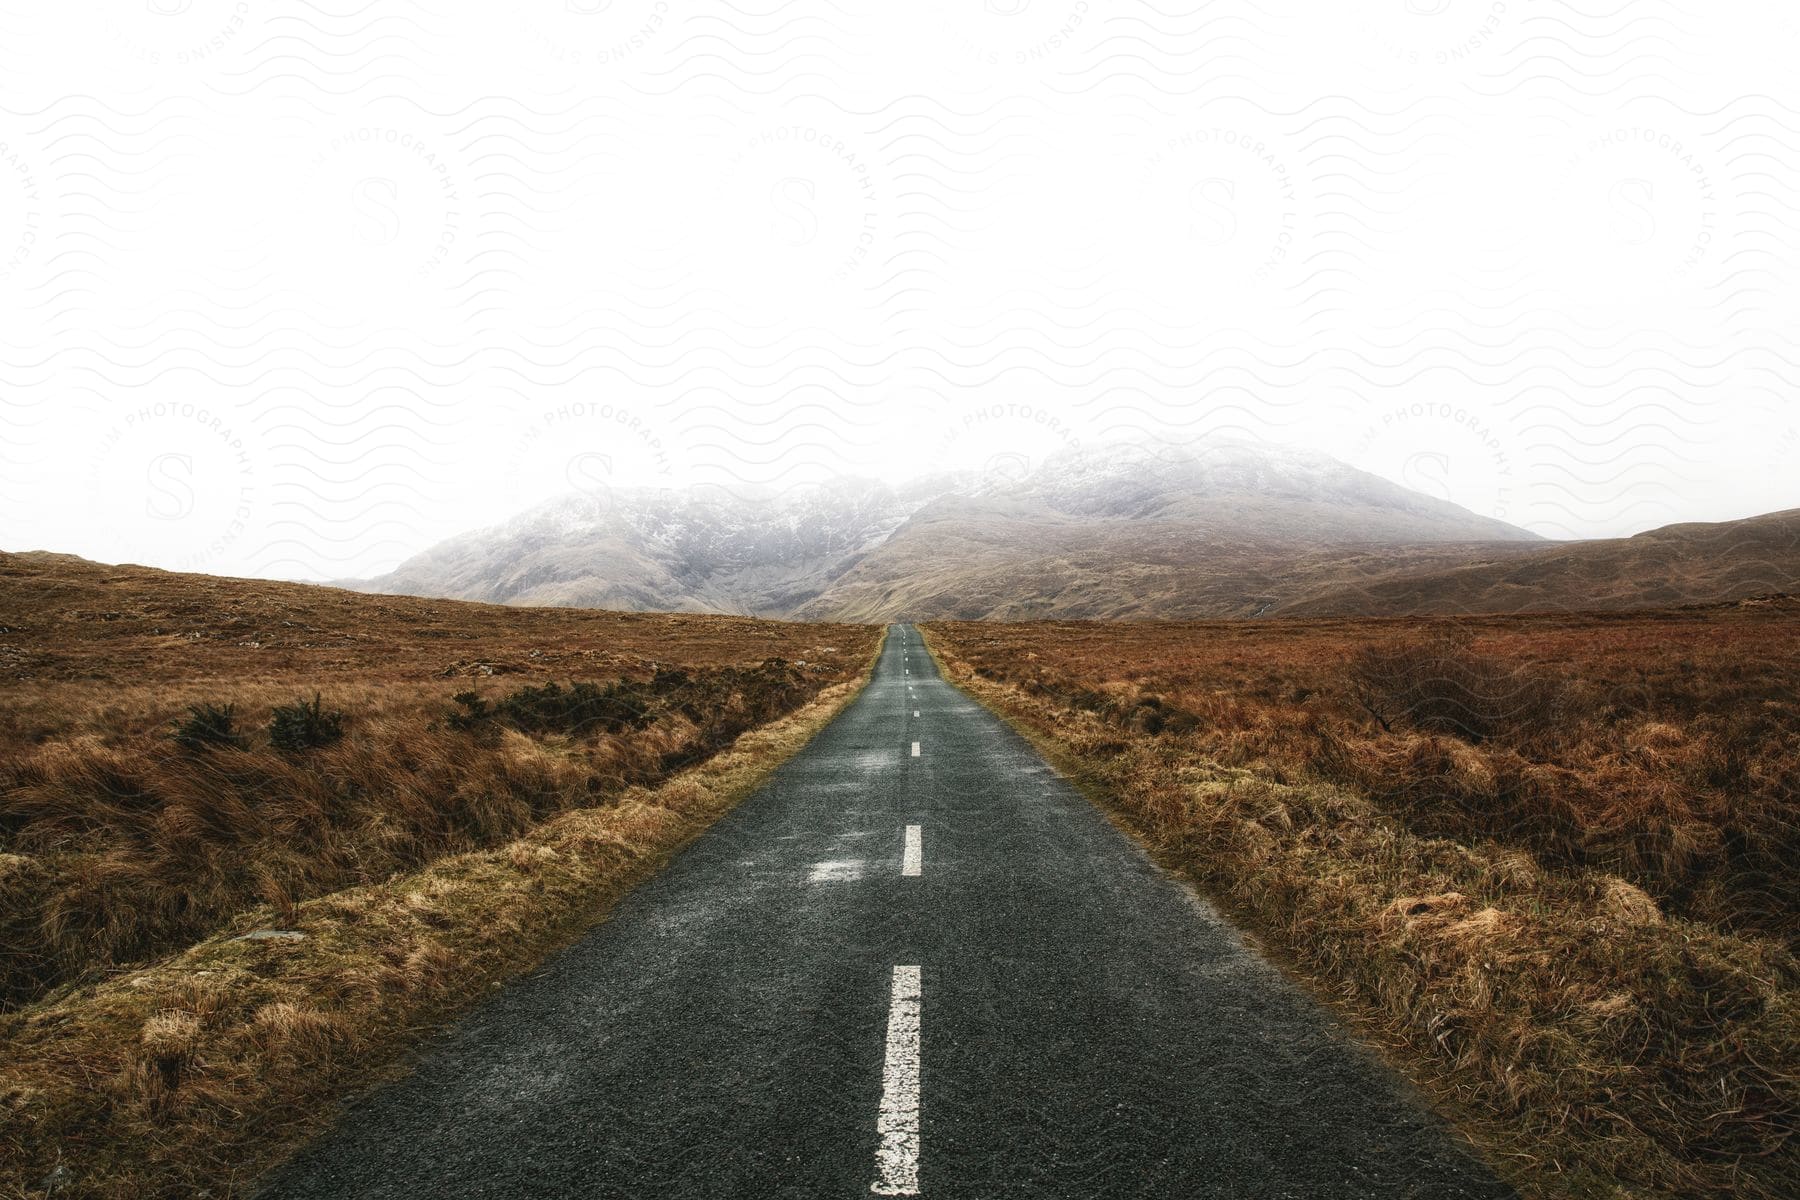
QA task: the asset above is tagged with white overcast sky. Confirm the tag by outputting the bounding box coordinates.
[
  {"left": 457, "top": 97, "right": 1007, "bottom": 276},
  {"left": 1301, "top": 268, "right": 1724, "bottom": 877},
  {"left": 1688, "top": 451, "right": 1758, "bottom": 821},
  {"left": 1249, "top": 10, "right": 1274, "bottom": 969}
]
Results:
[{"left": 1, "top": 1, "right": 1795, "bottom": 580}]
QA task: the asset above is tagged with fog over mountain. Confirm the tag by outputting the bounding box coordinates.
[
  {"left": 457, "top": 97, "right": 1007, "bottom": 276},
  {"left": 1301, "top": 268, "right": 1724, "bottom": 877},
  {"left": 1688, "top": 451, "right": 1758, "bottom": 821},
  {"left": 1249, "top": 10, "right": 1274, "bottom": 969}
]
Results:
[{"left": 355, "top": 442, "right": 1547, "bottom": 620}]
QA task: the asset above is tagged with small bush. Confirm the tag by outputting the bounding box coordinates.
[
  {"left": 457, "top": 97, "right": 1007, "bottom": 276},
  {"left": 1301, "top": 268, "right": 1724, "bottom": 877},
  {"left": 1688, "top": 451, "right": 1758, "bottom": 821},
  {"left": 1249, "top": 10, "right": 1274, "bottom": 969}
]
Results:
[
  {"left": 171, "top": 702, "right": 245, "bottom": 752},
  {"left": 448, "top": 690, "right": 491, "bottom": 731},
  {"left": 491, "top": 679, "right": 656, "bottom": 737},
  {"left": 269, "top": 694, "right": 345, "bottom": 753},
  {"left": 446, "top": 661, "right": 810, "bottom": 763},
  {"left": 1347, "top": 629, "right": 1555, "bottom": 742}
]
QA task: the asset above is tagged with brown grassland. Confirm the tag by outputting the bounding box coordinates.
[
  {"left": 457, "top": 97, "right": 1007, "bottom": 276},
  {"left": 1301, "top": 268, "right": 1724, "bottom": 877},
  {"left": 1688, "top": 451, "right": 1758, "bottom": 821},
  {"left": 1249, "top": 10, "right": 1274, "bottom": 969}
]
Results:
[
  {"left": 927, "top": 602, "right": 1799, "bottom": 1200},
  {"left": 0, "top": 552, "right": 880, "bottom": 1198},
  {"left": 4, "top": 546, "right": 1796, "bottom": 1200}
]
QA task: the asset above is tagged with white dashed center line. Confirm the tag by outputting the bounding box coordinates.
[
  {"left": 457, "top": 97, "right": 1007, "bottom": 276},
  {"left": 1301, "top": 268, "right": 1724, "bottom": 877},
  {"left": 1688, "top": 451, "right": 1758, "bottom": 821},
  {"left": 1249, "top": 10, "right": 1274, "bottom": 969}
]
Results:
[
  {"left": 902, "top": 825, "right": 922, "bottom": 876},
  {"left": 910, "top": 741, "right": 920, "bottom": 757},
  {"left": 871, "top": 966, "right": 922, "bottom": 1196}
]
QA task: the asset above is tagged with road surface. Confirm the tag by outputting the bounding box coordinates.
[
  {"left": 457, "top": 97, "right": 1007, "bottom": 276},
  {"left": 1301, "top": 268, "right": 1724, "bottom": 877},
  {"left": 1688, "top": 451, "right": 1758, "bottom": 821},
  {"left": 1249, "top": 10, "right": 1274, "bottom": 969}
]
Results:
[{"left": 260, "top": 625, "right": 1512, "bottom": 1199}]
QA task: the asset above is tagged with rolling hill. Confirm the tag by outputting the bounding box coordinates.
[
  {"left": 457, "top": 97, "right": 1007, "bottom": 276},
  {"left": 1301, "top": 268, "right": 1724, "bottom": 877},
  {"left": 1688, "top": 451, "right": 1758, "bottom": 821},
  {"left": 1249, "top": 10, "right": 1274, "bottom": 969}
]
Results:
[{"left": 1271, "top": 506, "right": 1800, "bottom": 618}]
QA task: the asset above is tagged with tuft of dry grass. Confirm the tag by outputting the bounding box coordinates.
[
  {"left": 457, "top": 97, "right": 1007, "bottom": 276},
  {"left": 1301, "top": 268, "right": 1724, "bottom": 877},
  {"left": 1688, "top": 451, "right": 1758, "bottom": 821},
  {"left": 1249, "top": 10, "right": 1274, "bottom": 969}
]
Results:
[{"left": 927, "top": 604, "right": 1800, "bottom": 1200}]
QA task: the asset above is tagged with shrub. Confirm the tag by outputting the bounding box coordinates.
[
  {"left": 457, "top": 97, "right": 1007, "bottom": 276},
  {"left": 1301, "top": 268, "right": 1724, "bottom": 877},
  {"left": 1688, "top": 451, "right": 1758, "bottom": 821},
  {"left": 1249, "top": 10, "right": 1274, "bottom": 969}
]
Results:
[
  {"left": 268, "top": 694, "right": 346, "bottom": 753},
  {"left": 171, "top": 702, "right": 245, "bottom": 752},
  {"left": 448, "top": 690, "right": 491, "bottom": 731},
  {"left": 449, "top": 678, "right": 660, "bottom": 738},
  {"left": 1347, "top": 629, "right": 1554, "bottom": 742},
  {"left": 445, "top": 662, "right": 812, "bottom": 762},
  {"left": 490, "top": 679, "right": 656, "bottom": 737}
]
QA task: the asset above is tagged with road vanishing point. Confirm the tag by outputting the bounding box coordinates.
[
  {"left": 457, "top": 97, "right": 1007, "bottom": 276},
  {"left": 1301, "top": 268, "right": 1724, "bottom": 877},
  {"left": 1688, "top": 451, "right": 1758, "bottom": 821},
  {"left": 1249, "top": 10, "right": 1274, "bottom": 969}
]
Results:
[{"left": 261, "top": 626, "right": 1513, "bottom": 1199}]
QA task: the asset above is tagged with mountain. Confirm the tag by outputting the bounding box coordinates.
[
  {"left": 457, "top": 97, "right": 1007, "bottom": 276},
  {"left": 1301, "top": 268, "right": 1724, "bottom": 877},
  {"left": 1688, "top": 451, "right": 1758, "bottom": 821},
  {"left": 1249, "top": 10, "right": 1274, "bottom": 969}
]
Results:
[
  {"left": 1271, "top": 507, "right": 1800, "bottom": 618},
  {"left": 787, "top": 443, "right": 1542, "bottom": 620},
  {"left": 361, "top": 474, "right": 967, "bottom": 616},
  {"left": 356, "top": 441, "right": 1545, "bottom": 620}
]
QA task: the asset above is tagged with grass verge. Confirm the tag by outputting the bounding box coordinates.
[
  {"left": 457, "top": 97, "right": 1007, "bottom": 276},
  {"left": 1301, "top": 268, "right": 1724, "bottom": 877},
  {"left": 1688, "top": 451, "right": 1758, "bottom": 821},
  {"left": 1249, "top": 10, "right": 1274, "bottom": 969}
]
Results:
[
  {"left": 922, "top": 625, "right": 1797, "bottom": 1200},
  {"left": 0, "top": 665, "right": 874, "bottom": 1200}
]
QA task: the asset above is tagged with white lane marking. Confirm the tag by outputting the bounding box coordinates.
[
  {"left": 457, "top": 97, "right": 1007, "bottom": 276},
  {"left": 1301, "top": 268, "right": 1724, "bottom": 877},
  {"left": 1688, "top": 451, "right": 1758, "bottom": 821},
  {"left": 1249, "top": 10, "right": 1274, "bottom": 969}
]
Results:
[
  {"left": 902, "top": 825, "right": 922, "bottom": 876},
  {"left": 872, "top": 966, "right": 923, "bottom": 1196},
  {"left": 913, "top": 710, "right": 919, "bottom": 717},
  {"left": 910, "top": 741, "right": 920, "bottom": 757},
  {"left": 809, "top": 859, "right": 866, "bottom": 883}
]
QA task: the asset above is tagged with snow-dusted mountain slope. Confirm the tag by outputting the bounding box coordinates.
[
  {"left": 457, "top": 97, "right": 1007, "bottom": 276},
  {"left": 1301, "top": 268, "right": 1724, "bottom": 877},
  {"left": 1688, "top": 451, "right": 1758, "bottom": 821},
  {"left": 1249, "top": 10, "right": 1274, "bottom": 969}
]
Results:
[{"left": 355, "top": 441, "right": 1543, "bottom": 618}]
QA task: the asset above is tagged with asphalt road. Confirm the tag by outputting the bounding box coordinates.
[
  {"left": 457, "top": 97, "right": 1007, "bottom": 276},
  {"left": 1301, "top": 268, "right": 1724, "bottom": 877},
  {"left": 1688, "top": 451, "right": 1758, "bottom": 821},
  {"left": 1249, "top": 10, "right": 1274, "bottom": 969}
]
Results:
[{"left": 259, "top": 625, "right": 1513, "bottom": 1199}]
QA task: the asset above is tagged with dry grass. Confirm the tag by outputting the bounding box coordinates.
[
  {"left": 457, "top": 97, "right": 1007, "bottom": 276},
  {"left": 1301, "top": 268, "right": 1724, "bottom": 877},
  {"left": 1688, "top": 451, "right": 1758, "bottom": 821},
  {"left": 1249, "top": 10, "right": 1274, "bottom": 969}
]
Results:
[
  {"left": 927, "top": 600, "right": 1799, "bottom": 1200},
  {"left": 0, "top": 552, "right": 874, "bottom": 1009},
  {"left": 0, "top": 552, "right": 879, "bottom": 1198}
]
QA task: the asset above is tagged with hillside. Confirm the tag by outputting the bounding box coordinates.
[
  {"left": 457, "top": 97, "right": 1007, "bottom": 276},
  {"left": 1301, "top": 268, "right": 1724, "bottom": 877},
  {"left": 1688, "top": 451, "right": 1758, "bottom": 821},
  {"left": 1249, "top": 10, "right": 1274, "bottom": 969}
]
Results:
[
  {"left": 0, "top": 551, "right": 868, "bottom": 693},
  {"left": 0, "top": 549, "right": 877, "bottom": 1011},
  {"left": 0, "top": 550, "right": 877, "bottom": 1007},
  {"left": 1272, "top": 507, "right": 1800, "bottom": 617}
]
